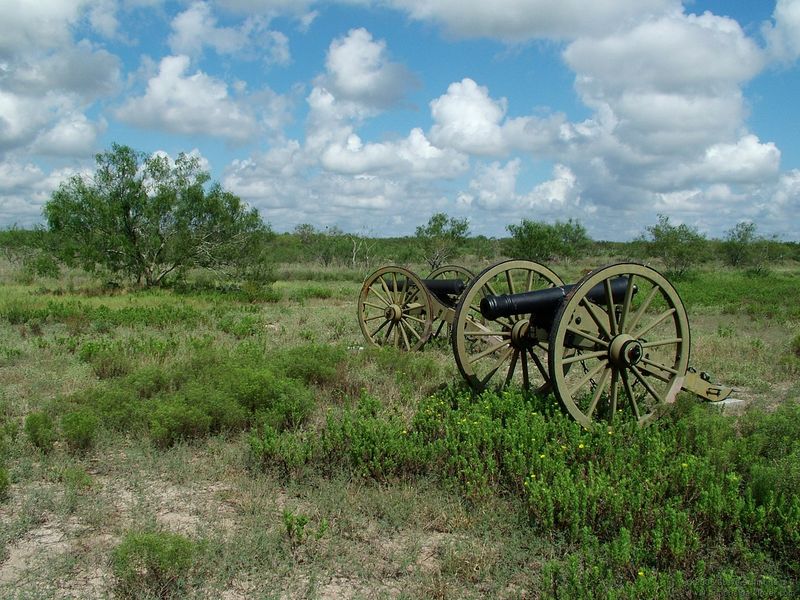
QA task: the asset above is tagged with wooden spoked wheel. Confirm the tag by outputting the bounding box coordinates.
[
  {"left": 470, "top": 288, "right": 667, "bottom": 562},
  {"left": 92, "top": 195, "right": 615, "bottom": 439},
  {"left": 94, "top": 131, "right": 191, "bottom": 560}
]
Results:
[
  {"left": 427, "top": 264, "right": 474, "bottom": 339},
  {"left": 548, "top": 263, "right": 690, "bottom": 427},
  {"left": 358, "top": 266, "right": 434, "bottom": 351},
  {"left": 451, "top": 259, "right": 563, "bottom": 392}
]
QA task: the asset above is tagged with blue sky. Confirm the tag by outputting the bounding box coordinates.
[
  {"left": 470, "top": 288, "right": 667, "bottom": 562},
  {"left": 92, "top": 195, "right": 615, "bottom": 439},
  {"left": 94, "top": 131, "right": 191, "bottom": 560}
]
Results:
[{"left": 1, "top": 0, "right": 799, "bottom": 240}]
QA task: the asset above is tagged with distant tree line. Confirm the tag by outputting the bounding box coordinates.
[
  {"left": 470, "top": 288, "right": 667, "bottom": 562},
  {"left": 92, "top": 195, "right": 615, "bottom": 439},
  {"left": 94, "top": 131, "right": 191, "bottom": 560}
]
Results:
[{"left": 0, "top": 143, "right": 798, "bottom": 287}]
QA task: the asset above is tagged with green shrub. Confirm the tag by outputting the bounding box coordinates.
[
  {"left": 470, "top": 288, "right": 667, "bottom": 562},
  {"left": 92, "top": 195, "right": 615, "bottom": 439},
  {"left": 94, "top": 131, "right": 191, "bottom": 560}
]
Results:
[
  {"left": 239, "top": 281, "right": 281, "bottom": 303},
  {"left": 217, "top": 313, "right": 263, "bottom": 338},
  {"left": 248, "top": 426, "right": 318, "bottom": 478},
  {"left": 321, "top": 394, "right": 431, "bottom": 480},
  {"left": 61, "top": 410, "right": 99, "bottom": 452},
  {"left": 24, "top": 411, "right": 56, "bottom": 452},
  {"left": 89, "top": 386, "right": 149, "bottom": 433},
  {"left": 506, "top": 218, "right": 590, "bottom": 262},
  {"left": 60, "top": 465, "right": 94, "bottom": 490},
  {"left": 223, "top": 366, "right": 315, "bottom": 431},
  {"left": 78, "top": 339, "right": 132, "bottom": 379},
  {"left": 0, "top": 466, "right": 9, "bottom": 501},
  {"left": 181, "top": 384, "right": 248, "bottom": 435},
  {"left": 289, "top": 285, "right": 333, "bottom": 301},
  {"left": 272, "top": 343, "right": 346, "bottom": 386},
  {"left": 638, "top": 214, "right": 708, "bottom": 276},
  {"left": 112, "top": 530, "right": 197, "bottom": 598},
  {"left": 149, "top": 398, "right": 212, "bottom": 448},
  {"left": 124, "top": 366, "right": 175, "bottom": 399}
]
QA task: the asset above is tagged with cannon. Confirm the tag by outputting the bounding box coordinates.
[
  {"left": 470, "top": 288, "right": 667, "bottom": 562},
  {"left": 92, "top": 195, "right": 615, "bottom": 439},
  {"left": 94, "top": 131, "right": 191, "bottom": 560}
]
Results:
[
  {"left": 451, "top": 260, "right": 732, "bottom": 427},
  {"left": 357, "top": 265, "right": 473, "bottom": 351}
]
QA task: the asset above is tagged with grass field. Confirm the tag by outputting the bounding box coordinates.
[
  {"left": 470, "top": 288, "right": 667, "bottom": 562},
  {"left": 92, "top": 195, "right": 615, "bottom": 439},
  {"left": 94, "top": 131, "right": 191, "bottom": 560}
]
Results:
[{"left": 1, "top": 256, "right": 799, "bottom": 599}]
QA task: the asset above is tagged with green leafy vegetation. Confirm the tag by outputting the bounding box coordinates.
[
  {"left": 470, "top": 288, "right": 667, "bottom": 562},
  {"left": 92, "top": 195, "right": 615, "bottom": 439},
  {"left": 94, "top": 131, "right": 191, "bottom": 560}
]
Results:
[
  {"left": 415, "top": 212, "right": 470, "bottom": 270},
  {"left": 0, "top": 466, "right": 9, "bottom": 502},
  {"left": 24, "top": 411, "right": 56, "bottom": 452},
  {"left": 44, "top": 144, "right": 268, "bottom": 287},
  {"left": 638, "top": 214, "right": 708, "bottom": 277},
  {"left": 112, "top": 530, "right": 199, "bottom": 598},
  {"left": 505, "top": 218, "right": 591, "bottom": 262},
  {"left": 249, "top": 389, "right": 800, "bottom": 595}
]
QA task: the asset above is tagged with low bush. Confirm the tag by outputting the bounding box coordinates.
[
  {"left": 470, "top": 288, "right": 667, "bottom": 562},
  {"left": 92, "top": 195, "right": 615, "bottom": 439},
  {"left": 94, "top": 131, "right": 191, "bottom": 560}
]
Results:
[
  {"left": 321, "top": 395, "right": 431, "bottom": 480},
  {"left": 112, "top": 530, "right": 198, "bottom": 598},
  {"left": 245, "top": 387, "right": 800, "bottom": 591},
  {"left": 149, "top": 398, "right": 213, "bottom": 448},
  {"left": 217, "top": 313, "right": 264, "bottom": 338},
  {"left": 271, "top": 343, "right": 346, "bottom": 386},
  {"left": 61, "top": 409, "right": 99, "bottom": 452},
  {"left": 0, "top": 466, "right": 9, "bottom": 501},
  {"left": 24, "top": 411, "right": 56, "bottom": 452}
]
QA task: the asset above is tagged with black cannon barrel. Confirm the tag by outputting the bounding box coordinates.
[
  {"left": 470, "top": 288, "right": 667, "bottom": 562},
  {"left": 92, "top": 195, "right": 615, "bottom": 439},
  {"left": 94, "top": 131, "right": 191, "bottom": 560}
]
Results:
[
  {"left": 422, "top": 278, "right": 466, "bottom": 297},
  {"left": 381, "top": 276, "right": 465, "bottom": 298},
  {"left": 480, "top": 277, "right": 632, "bottom": 321}
]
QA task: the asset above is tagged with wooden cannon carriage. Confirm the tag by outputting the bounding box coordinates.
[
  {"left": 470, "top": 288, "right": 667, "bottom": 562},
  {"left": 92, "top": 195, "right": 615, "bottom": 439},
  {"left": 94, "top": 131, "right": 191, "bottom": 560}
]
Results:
[
  {"left": 358, "top": 260, "right": 732, "bottom": 426},
  {"left": 357, "top": 265, "right": 473, "bottom": 351},
  {"left": 451, "top": 260, "right": 732, "bottom": 426}
]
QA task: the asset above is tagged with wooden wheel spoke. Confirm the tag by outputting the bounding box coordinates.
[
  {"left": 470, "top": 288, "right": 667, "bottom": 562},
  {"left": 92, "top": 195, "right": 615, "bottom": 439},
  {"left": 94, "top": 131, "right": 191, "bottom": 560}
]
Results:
[
  {"left": 398, "top": 320, "right": 412, "bottom": 351},
  {"left": 635, "top": 308, "right": 676, "bottom": 339},
  {"left": 363, "top": 314, "right": 386, "bottom": 322},
  {"left": 528, "top": 349, "right": 548, "bottom": 381},
  {"left": 481, "top": 346, "right": 515, "bottom": 386},
  {"left": 504, "top": 350, "right": 519, "bottom": 387},
  {"left": 639, "top": 356, "right": 678, "bottom": 376},
  {"left": 506, "top": 270, "right": 516, "bottom": 295},
  {"left": 626, "top": 284, "right": 658, "bottom": 333},
  {"left": 609, "top": 369, "right": 619, "bottom": 416},
  {"left": 604, "top": 278, "right": 618, "bottom": 336},
  {"left": 384, "top": 321, "right": 395, "bottom": 343},
  {"left": 620, "top": 368, "right": 641, "bottom": 419},
  {"left": 618, "top": 275, "right": 635, "bottom": 333},
  {"left": 370, "top": 319, "right": 390, "bottom": 338},
  {"left": 586, "top": 365, "right": 611, "bottom": 418},
  {"left": 381, "top": 275, "right": 394, "bottom": 303},
  {"left": 404, "top": 314, "right": 428, "bottom": 325},
  {"left": 630, "top": 365, "right": 665, "bottom": 405},
  {"left": 567, "top": 359, "right": 607, "bottom": 399},
  {"left": 469, "top": 339, "right": 512, "bottom": 364},
  {"left": 403, "top": 319, "right": 423, "bottom": 342},
  {"left": 641, "top": 337, "right": 682, "bottom": 348},
  {"left": 561, "top": 349, "right": 609, "bottom": 365},
  {"left": 398, "top": 274, "right": 411, "bottom": 306},
  {"left": 580, "top": 297, "right": 612, "bottom": 340},
  {"left": 465, "top": 329, "right": 511, "bottom": 338},
  {"left": 368, "top": 286, "right": 391, "bottom": 307},
  {"left": 636, "top": 362, "right": 672, "bottom": 383},
  {"left": 484, "top": 282, "right": 500, "bottom": 298},
  {"left": 521, "top": 350, "right": 530, "bottom": 388},
  {"left": 524, "top": 269, "right": 534, "bottom": 292},
  {"left": 566, "top": 325, "right": 607, "bottom": 347}
]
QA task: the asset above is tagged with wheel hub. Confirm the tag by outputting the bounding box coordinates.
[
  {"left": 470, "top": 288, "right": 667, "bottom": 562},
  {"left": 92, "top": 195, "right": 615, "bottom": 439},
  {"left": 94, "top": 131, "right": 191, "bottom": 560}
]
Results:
[
  {"left": 510, "top": 319, "right": 534, "bottom": 350},
  {"left": 609, "top": 334, "right": 644, "bottom": 367},
  {"left": 384, "top": 304, "right": 403, "bottom": 322}
]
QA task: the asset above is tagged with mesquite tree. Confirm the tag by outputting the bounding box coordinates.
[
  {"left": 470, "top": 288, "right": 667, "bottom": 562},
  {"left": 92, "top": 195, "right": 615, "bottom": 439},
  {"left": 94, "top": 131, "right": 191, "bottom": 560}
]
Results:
[{"left": 44, "top": 144, "right": 267, "bottom": 286}]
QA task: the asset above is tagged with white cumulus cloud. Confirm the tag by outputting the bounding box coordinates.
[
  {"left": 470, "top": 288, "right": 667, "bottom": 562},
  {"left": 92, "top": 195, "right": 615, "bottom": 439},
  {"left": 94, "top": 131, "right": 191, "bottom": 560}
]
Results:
[
  {"left": 386, "top": 0, "right": 680, "bottom": 40},
  {"left": 764, "top": 0, "right": 800, "bottom": 62},
  {"left": 319, "top": 28, "right": 416, "bottom": 108},
  {"left": 115, "top": 55, "right": 259, "bottom": 142}
]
